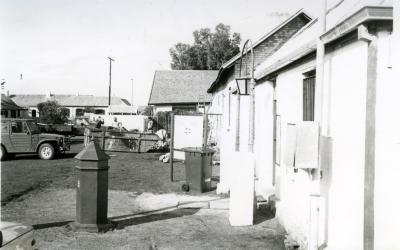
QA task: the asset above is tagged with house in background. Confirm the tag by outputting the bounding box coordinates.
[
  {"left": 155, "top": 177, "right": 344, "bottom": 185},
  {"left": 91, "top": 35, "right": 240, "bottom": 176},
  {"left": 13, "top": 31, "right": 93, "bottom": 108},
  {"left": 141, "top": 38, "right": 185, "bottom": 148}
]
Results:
[
  {"left": 11, "top": 93, "right": 130, "bottom": 119},
  {"left": 148, "top": 70, "right": 218, "bottom": 113},
  {"left": 1, "top": 94, "right": 28, "bottom": 118}
]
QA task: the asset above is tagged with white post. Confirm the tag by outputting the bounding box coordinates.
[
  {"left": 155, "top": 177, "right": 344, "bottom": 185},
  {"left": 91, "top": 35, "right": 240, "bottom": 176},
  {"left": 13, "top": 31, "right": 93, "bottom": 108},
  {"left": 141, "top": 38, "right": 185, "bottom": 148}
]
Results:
[
  {"left": 309, "top": 1, "right": 326, "bottom": 249},
  {"left": 374, "top": 2, "right": 400, "bottom": 249}
]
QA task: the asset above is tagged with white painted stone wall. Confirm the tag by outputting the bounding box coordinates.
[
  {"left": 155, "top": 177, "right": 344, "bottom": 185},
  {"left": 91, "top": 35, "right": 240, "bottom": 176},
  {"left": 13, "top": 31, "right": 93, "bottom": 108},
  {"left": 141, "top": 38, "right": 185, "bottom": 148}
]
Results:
[
  {"left": 154, "top": 105, "right": 172, "bottom": 113},
  {"left": 323, "top": 40, "right": 368, "bottom": 250},
  {"left": 254, "top": 81, "right": 275, "bottom": 197},
  {"left": 268, "top": 40, "right": 369, "bottom": 249},
  {"left": 374, "top": 30, "right": 400, "bottom": 250},
  {"left": 272, "top": 59, "right": 316, "bottom": 248}
]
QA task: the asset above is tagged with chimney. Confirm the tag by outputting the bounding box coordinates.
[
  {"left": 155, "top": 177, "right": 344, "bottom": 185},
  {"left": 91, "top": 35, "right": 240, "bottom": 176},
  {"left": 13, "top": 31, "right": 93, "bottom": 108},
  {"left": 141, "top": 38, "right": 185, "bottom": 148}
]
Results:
[{"left": 45, "top": 91, "right": 52, "bottom": 100}]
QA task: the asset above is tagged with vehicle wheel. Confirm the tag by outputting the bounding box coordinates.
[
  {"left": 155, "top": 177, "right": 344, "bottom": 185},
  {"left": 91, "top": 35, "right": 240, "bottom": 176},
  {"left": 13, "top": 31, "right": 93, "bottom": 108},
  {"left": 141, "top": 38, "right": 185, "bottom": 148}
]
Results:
[
  {"left": 0, "top": 146, "right": 6, "bottom": 161},
  {"left": 38, "top": 143, "right": 55, "bottom": 160}
]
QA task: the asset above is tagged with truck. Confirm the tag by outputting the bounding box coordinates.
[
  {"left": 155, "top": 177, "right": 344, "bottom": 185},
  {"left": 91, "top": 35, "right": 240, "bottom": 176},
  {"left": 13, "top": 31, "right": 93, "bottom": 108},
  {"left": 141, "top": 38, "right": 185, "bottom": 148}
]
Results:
[{"left": 0, "top": 118, "right": 71, "bottom": 160}]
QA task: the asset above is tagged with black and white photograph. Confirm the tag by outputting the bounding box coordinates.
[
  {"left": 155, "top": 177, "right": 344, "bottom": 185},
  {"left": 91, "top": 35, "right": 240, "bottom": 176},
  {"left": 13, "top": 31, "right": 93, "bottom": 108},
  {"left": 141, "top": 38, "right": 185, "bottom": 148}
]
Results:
[{"left": 1, "top": 0, "right": 400, "bottom": 249}]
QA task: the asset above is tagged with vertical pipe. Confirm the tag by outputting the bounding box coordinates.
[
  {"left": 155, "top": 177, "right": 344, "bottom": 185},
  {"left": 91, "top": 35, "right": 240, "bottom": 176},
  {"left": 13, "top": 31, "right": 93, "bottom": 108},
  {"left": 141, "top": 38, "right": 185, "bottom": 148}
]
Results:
[
  {"left": 235, "top": 94, "right": 240, "bottom": 151},
  {"left": 108, "top": 59, "right": 112, "bottom": 106},
  {"left": 170, "top": 113, "right": 175, "bottom": 181},
  {"left": 248, "top": 78, "right": 256, "bottom": 153},
  {"left": 310, "top": 1, "right": 326, "bottom": 250},
  {"left": 131, "top": 78, "right": 134, "bottom": 106}
]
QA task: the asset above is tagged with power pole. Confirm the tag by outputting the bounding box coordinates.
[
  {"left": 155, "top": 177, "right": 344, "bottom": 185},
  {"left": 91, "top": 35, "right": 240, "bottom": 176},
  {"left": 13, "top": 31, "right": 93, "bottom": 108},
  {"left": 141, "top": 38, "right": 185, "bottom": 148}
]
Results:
[
  {"left": 108, "top": 57, "right": 114, "bottom": 106},
  {"left": 130, "top": 78, "right": 134, "bottom": 106}
]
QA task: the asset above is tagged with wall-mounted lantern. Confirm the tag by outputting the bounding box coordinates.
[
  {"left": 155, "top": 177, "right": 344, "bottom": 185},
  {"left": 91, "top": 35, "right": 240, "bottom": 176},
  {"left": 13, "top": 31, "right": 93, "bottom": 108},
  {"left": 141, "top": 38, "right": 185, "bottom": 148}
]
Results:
[
  {"left": 235, "top": 39, "right": 255, "bottom": 96},
  {"left": 234, "top": 39, "right": 256, "bottom": 153}
]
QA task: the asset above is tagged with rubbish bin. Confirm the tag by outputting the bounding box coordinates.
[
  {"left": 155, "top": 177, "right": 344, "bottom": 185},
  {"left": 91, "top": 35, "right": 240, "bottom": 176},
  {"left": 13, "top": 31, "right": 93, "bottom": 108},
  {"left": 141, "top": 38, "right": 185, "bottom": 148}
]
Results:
[{"left": 182, "top": 147, "right": 215, "bottom": 193}]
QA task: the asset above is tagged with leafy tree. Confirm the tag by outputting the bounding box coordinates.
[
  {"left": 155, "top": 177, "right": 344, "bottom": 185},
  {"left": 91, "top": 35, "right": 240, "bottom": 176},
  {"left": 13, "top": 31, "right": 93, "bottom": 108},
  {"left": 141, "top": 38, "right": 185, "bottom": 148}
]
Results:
[
  {"left": 37, "top": 101, "right": 69, "bottom": 124},
  {"left": 141, "top": 106, "right": 153, "bottom": 116},
  {"left": 169, "top": 23, "right": 241, "bottom": 70}
]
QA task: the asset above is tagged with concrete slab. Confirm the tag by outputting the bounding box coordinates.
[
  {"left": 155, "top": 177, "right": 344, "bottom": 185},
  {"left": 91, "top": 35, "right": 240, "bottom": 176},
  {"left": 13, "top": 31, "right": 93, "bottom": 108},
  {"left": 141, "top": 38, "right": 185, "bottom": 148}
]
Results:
[
  {"left": 177, "top": 201, "right": 210, "bottom": 209},
  {"left": 209, "top": 198, "right": 229, "bottom": 210}
]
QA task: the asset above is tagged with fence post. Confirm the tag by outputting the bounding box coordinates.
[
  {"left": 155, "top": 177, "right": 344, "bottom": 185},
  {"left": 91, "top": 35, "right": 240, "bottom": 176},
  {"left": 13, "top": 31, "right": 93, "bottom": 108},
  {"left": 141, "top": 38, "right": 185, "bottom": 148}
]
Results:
[
  {"left": 102, "top": 130, "right": 106, "bottom": 150},
  {"left": 170, "top": 113, "right": 175, "bottom": 182}
]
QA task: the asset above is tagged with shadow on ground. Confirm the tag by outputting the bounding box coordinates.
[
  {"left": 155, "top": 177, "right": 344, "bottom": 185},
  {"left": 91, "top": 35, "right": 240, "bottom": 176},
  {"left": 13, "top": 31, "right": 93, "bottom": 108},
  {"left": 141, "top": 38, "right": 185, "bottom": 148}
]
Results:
[{"left": 111, "top": 208, "right": 200, "bottom": 230}]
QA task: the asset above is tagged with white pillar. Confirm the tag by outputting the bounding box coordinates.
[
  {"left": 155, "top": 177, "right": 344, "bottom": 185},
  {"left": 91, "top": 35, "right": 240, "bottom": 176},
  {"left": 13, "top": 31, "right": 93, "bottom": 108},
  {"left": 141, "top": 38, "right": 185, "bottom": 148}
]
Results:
[{"left": 374, "top": 3, "right": 400, "bottom": 249}]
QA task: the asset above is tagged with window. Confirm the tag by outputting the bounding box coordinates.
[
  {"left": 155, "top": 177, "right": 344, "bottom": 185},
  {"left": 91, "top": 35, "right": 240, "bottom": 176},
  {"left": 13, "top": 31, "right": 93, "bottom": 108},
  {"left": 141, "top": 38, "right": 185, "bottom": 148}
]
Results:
[
  {"left": 63, "top": 108, "right": 70, "bottom": 117},
  {"left": 303, "top": 75, "right": 315, "bottom": 121},
  {"left": 76, "top": 109, "right": 84, "bottom": 117},
  {"left": 11, "top": 121, "right": 28, "bottom": 133},
  {"left": 95, "top": 109, "right": 105, "bottom": 115},
  {"left": 1, "top": 110, "right": 8, "bottom": 118},
  {"left": 31, "top": 110, "right": 37, "bottom": 117},
  {"left": 10, "top": 110, "right": 16, "bottom": 118}
]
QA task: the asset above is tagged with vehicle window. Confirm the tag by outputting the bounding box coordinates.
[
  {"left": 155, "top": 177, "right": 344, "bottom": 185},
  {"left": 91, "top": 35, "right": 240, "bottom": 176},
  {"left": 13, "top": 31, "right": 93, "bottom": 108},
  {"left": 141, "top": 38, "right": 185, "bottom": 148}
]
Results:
[
  {"left": 1, "top": 122, "right": 9, "bottom": 133},
  {"left": 27, "top": 121, "right": 39, "bottom": 133},
  {"left": 11, "top": 121, "right": 29, "bottom": 133}
]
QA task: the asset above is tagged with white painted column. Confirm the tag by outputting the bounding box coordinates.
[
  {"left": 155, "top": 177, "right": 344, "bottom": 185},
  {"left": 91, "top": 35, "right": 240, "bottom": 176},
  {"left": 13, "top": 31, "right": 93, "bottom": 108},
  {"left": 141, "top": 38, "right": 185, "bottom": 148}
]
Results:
[{"left": 374, "top": 4, "right": 400, "bottom": 249}]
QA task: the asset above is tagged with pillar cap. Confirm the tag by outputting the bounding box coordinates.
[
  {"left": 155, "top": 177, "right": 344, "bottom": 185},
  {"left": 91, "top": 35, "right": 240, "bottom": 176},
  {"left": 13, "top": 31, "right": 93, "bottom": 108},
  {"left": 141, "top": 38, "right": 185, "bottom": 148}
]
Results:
[{"left": 75, "top": 141, "right": 110, "bottom": 161}]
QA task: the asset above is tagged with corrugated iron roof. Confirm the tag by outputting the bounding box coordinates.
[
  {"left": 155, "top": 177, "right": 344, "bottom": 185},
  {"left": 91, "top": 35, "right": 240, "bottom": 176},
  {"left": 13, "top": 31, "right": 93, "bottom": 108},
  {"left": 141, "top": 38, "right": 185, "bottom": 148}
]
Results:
[
  {"left": 1, "top": 94, "right": 26, "bottom": 110},
  {"left": 148, "top": 70, "right": 218, "bottom": 105}
]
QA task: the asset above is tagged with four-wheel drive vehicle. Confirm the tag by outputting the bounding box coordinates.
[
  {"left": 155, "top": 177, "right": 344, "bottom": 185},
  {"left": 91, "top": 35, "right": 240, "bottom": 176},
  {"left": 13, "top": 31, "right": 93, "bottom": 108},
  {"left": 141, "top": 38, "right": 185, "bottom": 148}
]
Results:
[
  {"left": 0, "top": 221, "right": 35, "bottom": 250},
  {"left": 0, "top": 118, "right": 71, "bottom": 160}
]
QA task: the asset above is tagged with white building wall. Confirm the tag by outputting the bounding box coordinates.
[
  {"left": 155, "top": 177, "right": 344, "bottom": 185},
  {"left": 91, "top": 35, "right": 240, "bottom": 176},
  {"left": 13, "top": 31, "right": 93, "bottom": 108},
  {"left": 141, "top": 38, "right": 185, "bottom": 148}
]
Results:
[
  {"left": 268, "top": 40, "right": 368, "bottom": 249},
  {"left": 215, "top": 79, "right": 240, "bottom": 194},
  {"left": 154, "top": 105, "right": 172, "bottom": 113},
  {"left": 273, "top": 59, "right": 315, "bottom": 248},
  {"left": 323, "top": 40, "right": 367, "bottom": 250},
  {"left": 374, "top": 31, "right": 400, "bottom": 250},
  {"left": 254, "top": 81, "right": 275, "bottom": 197}
]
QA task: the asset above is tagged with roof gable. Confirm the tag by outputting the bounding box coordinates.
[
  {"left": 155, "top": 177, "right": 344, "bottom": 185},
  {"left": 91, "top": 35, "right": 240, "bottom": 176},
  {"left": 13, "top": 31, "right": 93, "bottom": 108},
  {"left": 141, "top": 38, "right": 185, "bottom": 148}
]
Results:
[
  {"left": 148, "top": 70, "right": 218, "bottom": 105},
  {"left": 207, "top": 10, "right": 312, "bottom": 93},
  {"left": 1, "top": 94, "right": 25, "bottom": 110}
]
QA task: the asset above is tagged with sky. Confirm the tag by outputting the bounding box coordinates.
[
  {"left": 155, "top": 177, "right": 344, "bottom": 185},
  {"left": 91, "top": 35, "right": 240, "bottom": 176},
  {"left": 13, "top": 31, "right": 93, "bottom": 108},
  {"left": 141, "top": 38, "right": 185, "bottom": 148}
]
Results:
[{"left": 1, "top": 0, "right": 348, "bottom": 105}]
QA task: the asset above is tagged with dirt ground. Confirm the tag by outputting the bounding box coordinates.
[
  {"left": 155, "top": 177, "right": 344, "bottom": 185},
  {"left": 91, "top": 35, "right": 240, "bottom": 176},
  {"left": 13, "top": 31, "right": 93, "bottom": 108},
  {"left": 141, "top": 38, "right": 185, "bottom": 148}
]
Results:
[{"left": 1, "top": 142, "right": 286, "bottom": 249}]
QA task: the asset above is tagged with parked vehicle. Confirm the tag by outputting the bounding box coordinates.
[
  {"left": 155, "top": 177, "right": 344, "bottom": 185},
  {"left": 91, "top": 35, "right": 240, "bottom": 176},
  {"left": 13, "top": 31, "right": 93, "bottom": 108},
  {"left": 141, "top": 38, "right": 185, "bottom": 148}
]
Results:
[
  {"left": 37, "top": 123, "right": 74, "bottom": 136},
  {"left": 0, "top": 221, "right": 35, "bottom": 250},
  {"left": 0, "top": 118, "right": 71, "bottom": 160}
]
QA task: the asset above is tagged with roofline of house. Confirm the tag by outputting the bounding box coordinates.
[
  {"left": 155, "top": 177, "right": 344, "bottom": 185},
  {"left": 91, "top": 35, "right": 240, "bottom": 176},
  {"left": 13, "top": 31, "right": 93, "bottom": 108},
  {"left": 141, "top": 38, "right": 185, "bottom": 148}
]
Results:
[
  {"left": 321, "top": 6, "right": 392, "bottom": 44},
  {"left": 149, "top": 102, "right": 211, "bottom": 106},
  {"left": 148, "top": 70, "right": 218, "bottom": 105},
  {"left": 222, "top": 9, "right": 313, "bottom": 68},
  {"left": 17, "top": 105, "right": 111, "bottom": 108},
  {"left": 148, "top": 71, "right": 158, "bottom": 105},
  {"left": 255, "top": 6, "right": 393, "bottom": 81},
  {"left": 207, "top": 9, "right": 313, "bottom": 93}
]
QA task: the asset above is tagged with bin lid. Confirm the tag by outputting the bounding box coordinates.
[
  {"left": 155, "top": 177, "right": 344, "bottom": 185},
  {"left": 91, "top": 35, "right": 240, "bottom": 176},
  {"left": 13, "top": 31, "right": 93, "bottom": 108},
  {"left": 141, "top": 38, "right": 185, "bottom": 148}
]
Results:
[{"left": 182, "top": 147, "right": 215, "bottom": 153}]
